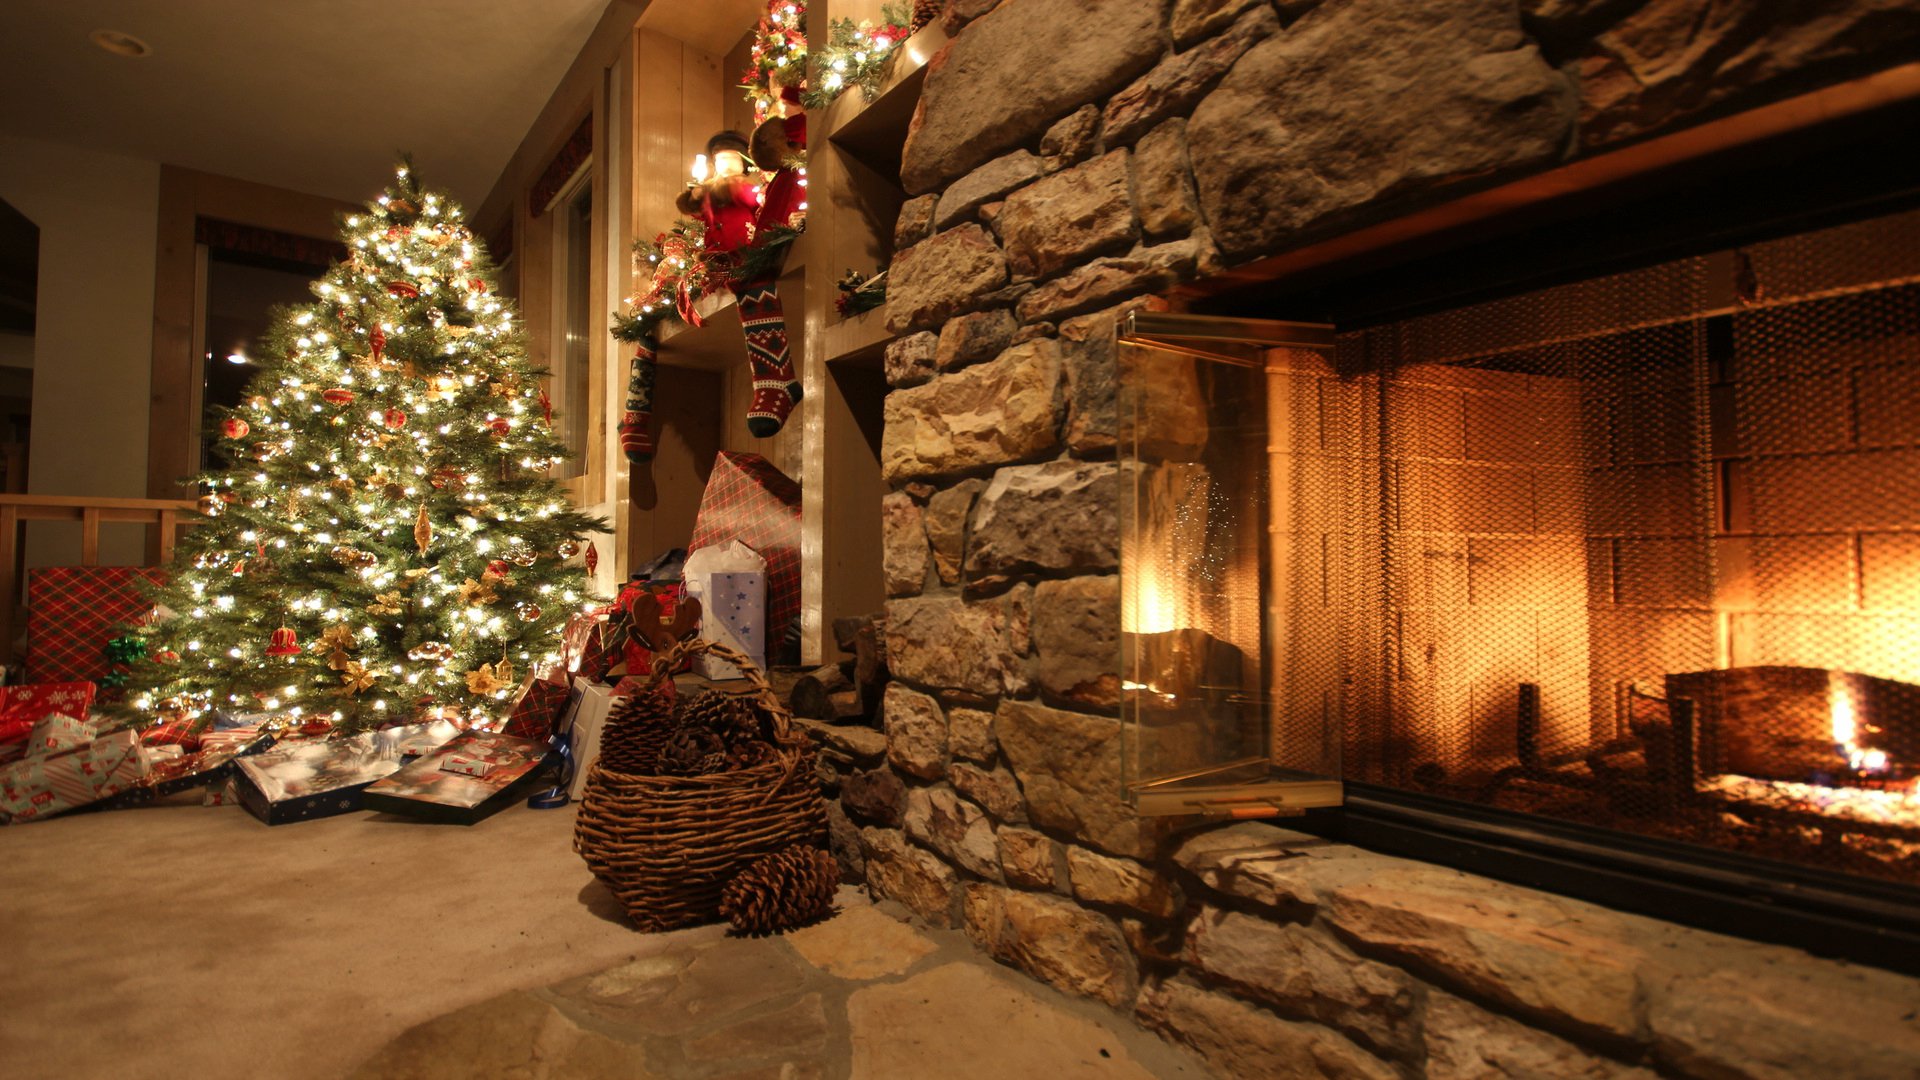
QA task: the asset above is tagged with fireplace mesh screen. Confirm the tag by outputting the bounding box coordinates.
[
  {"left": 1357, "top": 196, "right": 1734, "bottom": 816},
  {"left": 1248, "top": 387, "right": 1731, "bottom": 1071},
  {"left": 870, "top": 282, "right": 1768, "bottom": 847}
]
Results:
[{"left": 1322, "top": 206, "right": 1920, "bottom": 886}]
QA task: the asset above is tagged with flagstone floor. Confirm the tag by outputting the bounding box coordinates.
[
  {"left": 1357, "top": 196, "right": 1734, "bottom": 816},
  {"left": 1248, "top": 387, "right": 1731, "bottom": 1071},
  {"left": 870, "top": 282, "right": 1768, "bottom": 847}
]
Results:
[{"left": 351, "top": 896, "right": 1212, "bottom": 1080}]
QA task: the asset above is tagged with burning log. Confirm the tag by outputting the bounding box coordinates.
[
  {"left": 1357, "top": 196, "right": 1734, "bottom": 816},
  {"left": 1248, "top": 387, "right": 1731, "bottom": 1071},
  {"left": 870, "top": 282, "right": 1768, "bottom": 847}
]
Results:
[{"left": 1666, "top": 666, "right": 1920, "bottom": 785}]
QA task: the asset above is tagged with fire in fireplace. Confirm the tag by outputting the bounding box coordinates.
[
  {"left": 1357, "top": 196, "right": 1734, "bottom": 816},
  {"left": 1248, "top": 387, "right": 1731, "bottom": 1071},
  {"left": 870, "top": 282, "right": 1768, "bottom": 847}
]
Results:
[{"left": 1120, "top": 201, "right": 1920, "bottom": 900}]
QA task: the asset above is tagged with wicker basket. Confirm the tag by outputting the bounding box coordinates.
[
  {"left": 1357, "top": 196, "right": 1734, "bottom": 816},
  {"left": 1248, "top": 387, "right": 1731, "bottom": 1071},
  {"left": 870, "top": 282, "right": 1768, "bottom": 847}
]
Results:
[{"left": 573, "top": 637, "right": 827, "bottom": 932}]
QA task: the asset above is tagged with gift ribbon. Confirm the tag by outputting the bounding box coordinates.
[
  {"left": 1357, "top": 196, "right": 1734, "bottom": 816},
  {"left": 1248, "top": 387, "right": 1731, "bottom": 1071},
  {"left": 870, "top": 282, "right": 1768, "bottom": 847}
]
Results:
[{"left": 525, "top": 711, "right": 575, "bottom": 810}]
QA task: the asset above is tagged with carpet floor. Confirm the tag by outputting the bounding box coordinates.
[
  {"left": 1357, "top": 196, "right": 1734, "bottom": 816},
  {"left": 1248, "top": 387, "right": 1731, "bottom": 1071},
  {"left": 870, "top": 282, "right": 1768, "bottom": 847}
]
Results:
[{"left": 0, "top": 794, "right": 666, "bottom": 1080}]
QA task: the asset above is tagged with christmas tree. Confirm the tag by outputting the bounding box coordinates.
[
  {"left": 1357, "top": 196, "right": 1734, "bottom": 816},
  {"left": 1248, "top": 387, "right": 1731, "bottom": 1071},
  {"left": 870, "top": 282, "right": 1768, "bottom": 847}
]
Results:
[{"left": 123, "top": 162, "right": 604, "bottom": 733}]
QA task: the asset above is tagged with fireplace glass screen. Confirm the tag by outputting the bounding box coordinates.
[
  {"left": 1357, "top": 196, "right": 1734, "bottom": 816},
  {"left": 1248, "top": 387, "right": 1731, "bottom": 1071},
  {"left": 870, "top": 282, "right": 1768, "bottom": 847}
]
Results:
[{"left": 1121, "top": 205, "right": 1920, "bottom": 889}]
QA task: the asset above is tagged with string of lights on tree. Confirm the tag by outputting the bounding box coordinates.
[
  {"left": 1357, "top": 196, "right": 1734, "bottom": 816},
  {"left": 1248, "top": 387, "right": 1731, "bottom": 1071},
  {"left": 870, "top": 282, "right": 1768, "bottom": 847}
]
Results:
[{"left": 120, "top": 162, "right": 605, "bottom": 734}]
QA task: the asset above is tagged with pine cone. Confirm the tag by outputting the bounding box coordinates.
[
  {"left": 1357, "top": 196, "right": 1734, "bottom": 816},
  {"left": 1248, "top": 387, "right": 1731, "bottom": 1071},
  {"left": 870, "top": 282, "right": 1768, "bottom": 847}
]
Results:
[
  {"left": 598, "top": 688, "right": 675, "bottom": 775},
  {"left": 720, "top": 846, "right": 839, "bottom": 934},
  {"left": 674, "top": 691, "right": 764, "bottom": 745},
  {"left": 911, "top": 0, "right": 940, "bottom": 33},
  {"left": 656, "top": 725, "right": 728, "bottom": 776}
]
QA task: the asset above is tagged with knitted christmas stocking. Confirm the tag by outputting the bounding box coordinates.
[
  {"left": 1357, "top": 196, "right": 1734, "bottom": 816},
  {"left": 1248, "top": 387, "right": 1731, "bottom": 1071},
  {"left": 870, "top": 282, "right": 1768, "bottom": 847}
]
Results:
[
  {"left": 620, "top": 332, "right": 659, "bottom": 462},
  {"left": 736, "top": 274, "right": 802, "bottom": 437}
]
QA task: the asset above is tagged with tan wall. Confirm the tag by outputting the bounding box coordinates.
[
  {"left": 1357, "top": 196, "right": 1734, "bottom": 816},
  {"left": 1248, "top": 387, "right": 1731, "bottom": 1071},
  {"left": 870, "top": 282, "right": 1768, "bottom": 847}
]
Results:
[{"left": 0, "top": 135, "right": 160, "bottom": 566}]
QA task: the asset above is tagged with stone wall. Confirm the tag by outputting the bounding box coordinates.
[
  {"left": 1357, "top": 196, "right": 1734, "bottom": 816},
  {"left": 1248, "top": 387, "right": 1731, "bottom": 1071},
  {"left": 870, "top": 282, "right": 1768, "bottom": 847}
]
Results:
[{"left": 817, "top": 0, "right": 1920, "bottom": 1076}]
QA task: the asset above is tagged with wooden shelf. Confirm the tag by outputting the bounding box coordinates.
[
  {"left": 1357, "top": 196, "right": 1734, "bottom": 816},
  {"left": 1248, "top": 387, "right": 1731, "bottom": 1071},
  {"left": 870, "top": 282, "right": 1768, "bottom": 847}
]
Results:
[
  {"left": 823, "top": 305, "right": 892, "bottom": 368},
  {"left": 826, "top": 22, "right": 949, "bottom": 183},
  {"left": 654, "top": 262, "right": 805, "bottom": 372}
]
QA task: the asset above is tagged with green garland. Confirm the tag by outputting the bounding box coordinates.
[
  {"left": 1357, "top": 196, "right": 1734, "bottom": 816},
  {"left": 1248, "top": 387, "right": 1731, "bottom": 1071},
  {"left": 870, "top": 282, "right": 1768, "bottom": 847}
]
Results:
[
  {"left": 741, "top": 0, "right": 808, "bottom": 122},
  {"left": 612, "top": 220, "right": 806, "bottom": 342},
  {"left": 834, "top": 267, "right": 887, "bottom": 317},
  {"left": 613, "top": 220, "right": 716, "bottom": 340},
  {"left": 802, "top": 5, "right": 910, "bottom": 110}
]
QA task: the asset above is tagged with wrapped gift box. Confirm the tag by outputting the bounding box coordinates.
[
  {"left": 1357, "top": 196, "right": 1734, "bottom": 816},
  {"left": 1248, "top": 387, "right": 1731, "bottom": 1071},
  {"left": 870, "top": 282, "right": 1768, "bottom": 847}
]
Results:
[
  {"left": 24, "top": 567, "right": 166, "bottom": 687},
  {"left": 232, "top": 720, "right": 461, "bottom": 826},
  {"left": 576, "top": 617, "right": 619, "bottom": 685},
  {"left": 0, "top": 682, "right": 98, "bottom": 762},
  {"left": 683, "top": 544, "right": 767, "bottom": 681},
  {"left": 363, "top": 732, "right": 553, "bottom": 825},
  {"left": 614, "top": 578, "right": 689, "bottom": 677},
  {"left": 559, "top": 682, "right": 619, "bottom": 801},
  {"left": 103, "top": 731, "right": 277, "bottom": 807},
  {"left": 501, "top": 677, "right": 572, "bottom": 741},
  {"left": 687, "top": 451, "right": 800, "bottom": 665},
  {"left": 26, "top": 713, "right": 96, "bottom": 758},
  {"left": 440, "top": 755, "right": 496, "bottom": 777},
  {"left": 1, "top": 729, "right": 151, "bottom": 823}
]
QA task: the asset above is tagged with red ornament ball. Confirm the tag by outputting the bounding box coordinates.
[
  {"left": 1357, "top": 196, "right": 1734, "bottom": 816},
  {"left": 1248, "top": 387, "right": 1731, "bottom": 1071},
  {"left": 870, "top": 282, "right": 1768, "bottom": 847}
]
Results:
[
  {"left": 386, "top": 280, "right": 420, "bottom": 299},
  {"left": 221, "top": 418, "right": 250, "bottom": 439},
  {"left": 486, "top": 417, "right": 510, "bottom": 437},
  {"left": 265, "top": 627, "right": 300, "bottom": 657},
  {"left": 486, "top": 559, "right": 511, "bottom": 579},
  {"left": 383, "top": 408, "right": 408, "bottom": 430},
  {"left": 321, "top": 388, "right": 356, "bottom": 406},
  {"left": 155, "top": 649, "right": 180, "bottom": 664}
]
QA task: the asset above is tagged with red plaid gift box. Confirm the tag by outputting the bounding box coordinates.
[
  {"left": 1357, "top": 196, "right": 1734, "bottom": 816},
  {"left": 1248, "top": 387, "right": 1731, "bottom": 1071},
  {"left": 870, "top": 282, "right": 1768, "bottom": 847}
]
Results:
[
  {"left": 614, "top": 579, "right": 689, "bottom": 677},
  {"left": 25, "top": 567, "right": 166, "bottom": 686},
  {"left": 501, "top": 677, "right": 571, "bottom": 740},
  {"left": 688, "top": 452, "right": 800, "bottom": 664}
]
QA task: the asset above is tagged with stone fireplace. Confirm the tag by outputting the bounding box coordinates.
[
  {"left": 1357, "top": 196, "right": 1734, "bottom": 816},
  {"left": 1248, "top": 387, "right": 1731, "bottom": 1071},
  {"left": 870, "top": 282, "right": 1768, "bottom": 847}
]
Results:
[
  {"left": 1119, "top": 208, "right": 1920, "bottom": 894},
  {"left": 850, "top": 0, "right": 1920, "bottom": 1074}
]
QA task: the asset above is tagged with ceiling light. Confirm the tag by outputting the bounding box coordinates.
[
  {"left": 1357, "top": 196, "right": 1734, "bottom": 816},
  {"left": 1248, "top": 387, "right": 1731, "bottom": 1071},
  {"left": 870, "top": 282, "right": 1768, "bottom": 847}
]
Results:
[{"left": 90, "top": 30, "right": 152, "bottom": 58}]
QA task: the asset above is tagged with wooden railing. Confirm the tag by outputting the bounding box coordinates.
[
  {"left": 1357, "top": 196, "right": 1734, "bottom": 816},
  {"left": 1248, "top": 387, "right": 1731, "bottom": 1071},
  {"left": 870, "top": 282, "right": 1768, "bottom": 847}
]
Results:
[{"left": 0, "top": 494, "right": 204, "bottom": 666}]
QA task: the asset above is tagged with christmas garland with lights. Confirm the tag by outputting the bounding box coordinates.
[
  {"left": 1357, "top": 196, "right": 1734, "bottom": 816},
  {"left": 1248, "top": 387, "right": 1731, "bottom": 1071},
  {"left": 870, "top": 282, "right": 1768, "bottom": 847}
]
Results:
[
  {"left": 613, "top": 220, "right": 718, "bottom": 340},
  {"left": 802, "top": 4, "right": 910, "bottom": 110},
  {"left": 612, "top": 221, "right": 808, "bottom": 342},
  {"left": 741, "top": 0, "right": 808, "bottom": 123}
]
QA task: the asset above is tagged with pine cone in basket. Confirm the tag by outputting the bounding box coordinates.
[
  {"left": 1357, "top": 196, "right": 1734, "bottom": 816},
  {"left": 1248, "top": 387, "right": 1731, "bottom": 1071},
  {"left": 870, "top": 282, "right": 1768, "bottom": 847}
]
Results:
[
  {"left": 674, "top": 690, "right": 767, "bottom": 745},
  {"left": 720, "top": 845, "right": 839, "bottom": 935},
  {"left": 656, "top": 725, "right": 729, "bottom": 776},
  {"left": 597, "top": 686, "right": 676, "bottom": 774}
]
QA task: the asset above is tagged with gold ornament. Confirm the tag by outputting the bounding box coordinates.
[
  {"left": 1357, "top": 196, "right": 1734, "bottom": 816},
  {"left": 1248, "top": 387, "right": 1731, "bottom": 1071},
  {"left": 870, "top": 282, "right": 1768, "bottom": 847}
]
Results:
[
  {"left": 403, "top": 567, "right": 432, "bottom": 582},
  {"left": 456, "top": 577, "right": 499, "bottom": 605},
  {"left": 505, "top": 544, "right": 537, "bottom": 567},
  {"left": 314, "top": 625, "right": 355, "bottom": 650},
  {"left": 407, "top": 641, "right": 455, "bottom": 662},
  {"left": 196, "top": 495, "right": 225, "bottom": 518},
  {"left": 414, "top": 504, "right": 432, "bottom": 555},
  {"left": 330, "top": 545, "right": 378, "bottom": 570},
  {"left": 515, "top": 601, "right": 542, "bottom": 622},
  {"left": 426, "top": 375, "right": 460, "bottom": 402},
  {"left": 191, "top": 550, "right": 230, "bottom": 570},
  {"left": 464, "top": 662, "right": 509, "bottom": 696},
  {"left": 339, "top": 661, "right": 377, "bottom": 694},
  {"left": 368, "top": 591, "right": 406, "bottom": 616},
  {"left": 557, "top": 540, "right": 583, "bottom": 559},
  {"left": 311, "top": 625, "right": 357, "bottom": 664}
]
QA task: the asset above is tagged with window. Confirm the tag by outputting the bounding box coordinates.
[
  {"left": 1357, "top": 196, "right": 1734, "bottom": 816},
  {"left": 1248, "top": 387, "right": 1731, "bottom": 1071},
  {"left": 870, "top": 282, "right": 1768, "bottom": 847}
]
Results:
[{"left": 551, "top": 181, "right": 594, "bottom": 481}]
